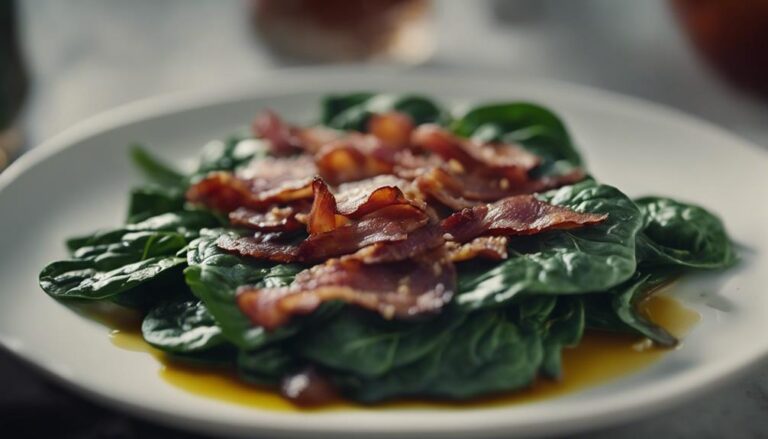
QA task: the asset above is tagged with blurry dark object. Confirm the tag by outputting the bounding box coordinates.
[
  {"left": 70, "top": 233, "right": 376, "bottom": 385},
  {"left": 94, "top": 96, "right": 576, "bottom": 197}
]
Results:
[
  {"left": 0, "top": 0, "right": 27, "bottom": 170},
  {"left": 672, "top": 0, "right": 768, "bottom": 99},
  {"left": 492, "top": 0, "right": 545, "bottom": 24},
  {"left": 251, "top": 0, "right": 433, "bottom": 63}
]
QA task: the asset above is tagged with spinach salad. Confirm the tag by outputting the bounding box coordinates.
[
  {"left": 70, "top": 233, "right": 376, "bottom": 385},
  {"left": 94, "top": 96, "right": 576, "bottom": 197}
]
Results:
[{"left": 39, "top": 93, "right": 735, "bottom": 405}]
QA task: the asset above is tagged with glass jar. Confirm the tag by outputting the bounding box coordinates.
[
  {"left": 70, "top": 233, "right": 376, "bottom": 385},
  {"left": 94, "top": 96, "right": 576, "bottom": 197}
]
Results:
[
  {"left": 250, "top": 0, "right": 434, "bottom": 64},
  {"left": 0, "top": 0, "right": 28, "bottom": 171}
]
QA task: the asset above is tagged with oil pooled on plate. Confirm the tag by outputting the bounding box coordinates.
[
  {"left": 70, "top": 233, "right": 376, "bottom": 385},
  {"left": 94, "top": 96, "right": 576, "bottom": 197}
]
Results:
[{"left": 106, "top": 293, "right": 699, "bottom": 412}]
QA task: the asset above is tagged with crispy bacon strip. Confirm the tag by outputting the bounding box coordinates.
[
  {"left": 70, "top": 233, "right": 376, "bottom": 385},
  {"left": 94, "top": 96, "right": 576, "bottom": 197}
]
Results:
[
  {"left": 220, "top": 205, "right": 430, "bottom": 263},
  {"left": 217, "top": 232, "right": 301, "bottom": 263},
  {"left": 314, "top": 134, "right": 399, "bottom": 185},
  {"left": 299, "top": 204, "right": 429, "bottom": 262},
  {"left": 441, "top": 194, "right": 608, "bottom": 243},
  {"left": 187, "top": 155, "right": 316, "bottom": 212},
  {"left": 333, "top": 176, "right": 424, "bottom": 217},
  {"left": 416, "top": 166, "right": 585, "bottom": 210},
  {"left": 342, "top": 224, "right": 445, "bottom": 264},
  {"left": 306, "top": 177, "right": 424, "bottom": 232},
  {"left": 307, "top": 178, "right": 347, "bottom": 235},
  {"left": 228, "top": 205, "right": 307, "bottom": 233},
  {"left": 252, "top": 110, "right": 340, "bottom": 156},
  {"left": 446, "top": 236, "right": 509, "bottom": 262},
  {"left": 411, "top": 125, "right": 540, "bottom": 181},
  {"left": 236, "top": 248, "right": 455, "bottom": 330}
]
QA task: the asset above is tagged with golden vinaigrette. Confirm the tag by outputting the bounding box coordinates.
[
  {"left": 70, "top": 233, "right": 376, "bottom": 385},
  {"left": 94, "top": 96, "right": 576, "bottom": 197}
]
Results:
[{"left": 107, "top": 293, "right": 700, "bottom": 412}]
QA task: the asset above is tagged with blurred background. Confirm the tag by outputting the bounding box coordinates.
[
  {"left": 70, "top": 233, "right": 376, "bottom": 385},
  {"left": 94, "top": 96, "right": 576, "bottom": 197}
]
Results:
[{"left": 2, "top": 0, "right": 768, "bottom": 437}]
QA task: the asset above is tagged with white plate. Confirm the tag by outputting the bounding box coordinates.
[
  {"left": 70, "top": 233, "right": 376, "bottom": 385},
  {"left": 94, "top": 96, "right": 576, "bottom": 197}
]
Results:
[{"left": 0, "top": 68, "right": 766, "bottom": 438}]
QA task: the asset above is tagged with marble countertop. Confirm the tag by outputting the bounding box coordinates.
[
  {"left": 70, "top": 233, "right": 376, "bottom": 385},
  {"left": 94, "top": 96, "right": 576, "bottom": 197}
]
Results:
[{"left": 5, "top": 0, "right": 768, "bottom": 437}]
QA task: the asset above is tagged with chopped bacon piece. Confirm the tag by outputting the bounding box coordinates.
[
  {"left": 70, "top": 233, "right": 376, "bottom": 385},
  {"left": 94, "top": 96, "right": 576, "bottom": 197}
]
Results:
[
  {"left": 252, "top": 110, "right": 303, "bottom": 156},
  {"left": 217, "top": 232, "right": 301, "bottom": 263},
  {"left": 314, "top": 134, "right": 399, "bottom": 185},
  {"left": 446, "top": 236, "right": 509, "bottom": 262},
  {"left": 306, "top": 177, "right": 425, "bottom": 232},
  {"left": 187, "top": 156, "right": 316, "bottom": 212},
  {"left": 441, "top": 194, "right": 608, "bottom": 243},
  {"left": 411, "top": 125, "right": 540, "bottom": 181},
  {"left": 368, "top": 112, "right": 414, "bottom": 148},
  {"left": 307, "top": 178, "right": 347, "bottom": 234},
  {"left": 333, "top": 176, "right": 425, "bottom": 217},
  {"left": 252, "top": 110, "right": 340, "bottom": 156},
  {"left": 236, "top": 248, "right": 455, "bottom": 330},
  {"left": 228, "top": 204, "right": 308, "bottom": 233},
  {"left": 416, "top": 166, "right": 586, "bottom": 210},
  {"left": 299, "top": 204, "right": 429, "bottom": 262}
]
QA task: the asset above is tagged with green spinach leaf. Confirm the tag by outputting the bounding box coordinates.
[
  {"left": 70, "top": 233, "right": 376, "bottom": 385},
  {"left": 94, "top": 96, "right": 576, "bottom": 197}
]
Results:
[
  {"left": 295, "top": 309, "right": 464, "bottom": 378},
  {"left": 321, "top": 93, "right": 447, "bottom": 131},
  {"left": 457, "top": 179, "right": 643, "bottom": 309},
  {"left": 583, "top": 270, "right": 678, "bottom": 346},
  {"left": 453, "top": 102, "right": 583, "bottom": 172},
  {"left": 333, "top": 310, "right": 543, "bottom": 402},
  {"left": 40, "top": 230, "right": 189, "bottom": 303},
  {"left": 66, "top": 211, "right": 219, "bottom": 252},
  {"left": 39, "top": 255, "right": 185, "bottom": 303},
  {"left": 142, "top": 298, "right": 229, "bottom": 354},
  {"left": 635, "top": 197, "right": 735, "bottom": 269},
  {"left": 184, "top": 231, "right": 305, "bottom": 350},
  {"left": 194, "top": 136, "right": 266, "bottom": 178},
  {"left": 238, "top": 347, "right": 301, "bottom": 386},
  {"left": 127, "top": 185, "right": 185, "bottom": 223},
  {"left": 130, "top": 145, "right": 187, "bottom": 189},
  {"left": 539, "top": 297, "right": 585, "bottom": 378}
]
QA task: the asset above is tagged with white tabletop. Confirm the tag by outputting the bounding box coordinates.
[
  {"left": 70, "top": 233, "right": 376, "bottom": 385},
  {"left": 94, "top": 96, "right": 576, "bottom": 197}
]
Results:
[{"left": 13, "top": 0, "right": 768, "bottom": 437}]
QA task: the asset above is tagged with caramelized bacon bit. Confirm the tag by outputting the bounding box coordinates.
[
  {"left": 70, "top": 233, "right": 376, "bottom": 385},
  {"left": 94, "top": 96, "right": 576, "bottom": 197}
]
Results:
[
  {"left": 236, "top": 248, "right": 455, "bottom": 330},
  {"left": 368, "top": 112, "right": 414, "bottom": 148},
  {"left": 446, "top": 236, "right": 509, "bottom": 262},
  {"left": 441, "top": 194, "right": 608, "bottom": 243}
]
